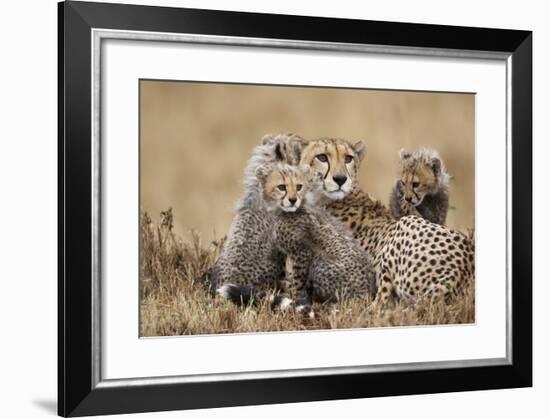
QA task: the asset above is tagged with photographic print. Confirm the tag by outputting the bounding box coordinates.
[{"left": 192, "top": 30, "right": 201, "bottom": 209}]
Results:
[
  {"left": 59, "top": 3, "right": 532, "bottom": 415},
  {"left": 139, "top": 80, "right": 475, "bottom": 336}
]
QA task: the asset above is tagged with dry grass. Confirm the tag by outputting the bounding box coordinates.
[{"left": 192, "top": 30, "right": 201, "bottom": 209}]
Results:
[{"left": 140, "top": 209, "right": 475, "bottom": 337}]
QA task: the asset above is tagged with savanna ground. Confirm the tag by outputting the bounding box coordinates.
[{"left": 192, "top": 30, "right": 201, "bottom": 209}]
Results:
[{"left": 140, "top": 209, "right": 475, "bottom": 337}]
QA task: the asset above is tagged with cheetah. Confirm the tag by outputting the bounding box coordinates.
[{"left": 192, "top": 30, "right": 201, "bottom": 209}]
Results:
[
  {"left": 219, "top": 162, "right": 376, "bottom": 313},
  {"left": 389, "top": 148, "right": 450, "bottom": 226},
  {"left": 206, "top": 133, "right": 303, "bottom": 296},
  {"left": 259, "top": 162, "right": 376, "bottom": 304},
  {"left": 299, "top": 137, "right": 474, "bottom": 305}
]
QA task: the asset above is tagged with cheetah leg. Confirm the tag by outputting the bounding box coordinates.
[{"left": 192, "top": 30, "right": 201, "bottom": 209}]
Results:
[
  {"left": 282, "top": 251, "right": 311, "bottom": 299},
  {"left": 423, "top": 282, "right": 453, "bottom": 305},
  {"left": 371, "top": 272, "right": 395, "bottom": 310},
  {"left": 281, "top": 253, "right": 315, "bottom": 318}
]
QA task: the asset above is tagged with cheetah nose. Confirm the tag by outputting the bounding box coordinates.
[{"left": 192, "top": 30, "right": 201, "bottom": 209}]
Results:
[
  {"left": 405, "top": 196, "right": 413, "bottom": 203},
  {"left": 288, "top": 197, "right": 297, "bottom": 206},
  {"left": 333, "top": 175, "right": 347, "bottom": 187}
]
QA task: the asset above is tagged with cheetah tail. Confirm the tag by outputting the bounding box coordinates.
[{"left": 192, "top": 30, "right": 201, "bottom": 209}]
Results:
[
  {"left": 215, "top": 283, "right": 265, "bottom": 307},
  {"left": 216, "top": 284, "right": 315, "bottom": 318},
  {"left": 215, "top": 284, "right": 291, "bottom": 310}
]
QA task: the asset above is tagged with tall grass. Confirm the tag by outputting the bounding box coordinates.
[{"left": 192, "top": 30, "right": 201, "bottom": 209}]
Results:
[{"left": 140, "top": 209, "right": 475, "bottom": 337}]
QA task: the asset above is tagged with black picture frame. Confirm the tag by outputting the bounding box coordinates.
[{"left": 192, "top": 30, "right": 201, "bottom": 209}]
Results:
[{"left": 58, "top": 1, "right": 532, "bottom": 416}]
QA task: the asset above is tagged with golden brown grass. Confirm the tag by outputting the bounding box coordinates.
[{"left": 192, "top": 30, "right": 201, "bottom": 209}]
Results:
[{"left": 140, "top": 209, "right": 475, "bottom": 337}]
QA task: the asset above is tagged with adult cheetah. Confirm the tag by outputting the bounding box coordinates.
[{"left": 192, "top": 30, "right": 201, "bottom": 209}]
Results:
[{"left": 300, "top": 137, "right": 474, "bottom": 305}]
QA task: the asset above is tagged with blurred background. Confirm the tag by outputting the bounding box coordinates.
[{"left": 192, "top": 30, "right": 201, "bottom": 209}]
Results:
[{"left": 140, "top": 80, "right": 474, "bottom": 242}]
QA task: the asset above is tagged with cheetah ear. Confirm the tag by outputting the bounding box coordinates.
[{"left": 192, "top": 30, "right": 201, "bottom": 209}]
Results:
[
  {"left": 430, "top": 157, "right": 441, "bottom": 174},
  {"left": 255, "top": 164, "right": 271, "bottom": 183},
  {"left": 399, "top": 148, "right": 412, "bottom": 160},
  {"left": 274, "top": 143, "right": 285, "bottom": 161},
  {"left": 353, "top": 141, "right": 366, "bottom": 161},
  {"left": 289, "top": 138, "right": 303, "bottom": 164}
]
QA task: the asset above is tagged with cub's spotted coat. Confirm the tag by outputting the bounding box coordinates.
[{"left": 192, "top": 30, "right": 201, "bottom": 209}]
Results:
[
  {"left": 207, "top": 133, "right": 302, "bottom": 295},
  {"left": 389, "top": 148, "right": 450, "bottom": 226},
  {"left": 257, "top": 163, "right": 376, "bottom": 304}
]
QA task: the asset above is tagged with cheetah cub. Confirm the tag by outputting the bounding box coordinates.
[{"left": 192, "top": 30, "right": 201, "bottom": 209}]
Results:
[
  {"left": 258, "top": 162, "right": 377, "bottom": 307},
  {"left": 208, "top": 133, "right": 303, "bottom": 299},
  {"left": 389, "top": 148, "right": 450, "bottom": 226}
]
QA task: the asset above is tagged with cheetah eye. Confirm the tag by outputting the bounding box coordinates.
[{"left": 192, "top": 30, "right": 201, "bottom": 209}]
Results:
[
  {"left": 277, "top": 184, "right": 286, "bottom": 191},
  {"left": 345, "top": 155, "right": 353, "bottom": 164},
  {"left": 296, "top": 184, "right": 303, "bottom": 191},
  {"left": 316, "top": 154, "right": 328, "bottom": 163},
  {"left": 412, "top": 181, "right": 420, "bottom": 188}
]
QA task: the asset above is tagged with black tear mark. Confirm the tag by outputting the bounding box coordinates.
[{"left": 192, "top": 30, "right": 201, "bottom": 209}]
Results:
[
  {"left": 324, "top": 160, "right": 331, "bottom": 179},
  {"left": 323, "top": 144, "right": 330, "bottom": 179}
]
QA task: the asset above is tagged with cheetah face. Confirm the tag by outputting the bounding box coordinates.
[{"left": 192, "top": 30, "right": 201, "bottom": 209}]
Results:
[
  {"left": 300, "top": 138, "right": 365, "bottom": 200},
  {"left": 398, "top": 148, "right": 445, "bottom": 206},
  {"left": 256, "top": 163, "right": 311, "bottom": 212}
]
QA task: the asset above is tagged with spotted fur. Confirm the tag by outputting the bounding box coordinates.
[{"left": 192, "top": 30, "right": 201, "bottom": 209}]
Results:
[
  {"left": 206, "top": 133, "right": 303, "bottom": 295},
  {"left": 259, "top": 163, "right": 377, "bottom": 305},
  {"left": 389, "top": 148, "right": 450, "bottom": 226},
  {"left": 300, "top": 138, "right": 474, "bottom": 305}
]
